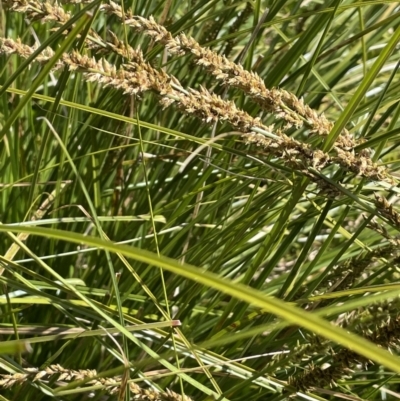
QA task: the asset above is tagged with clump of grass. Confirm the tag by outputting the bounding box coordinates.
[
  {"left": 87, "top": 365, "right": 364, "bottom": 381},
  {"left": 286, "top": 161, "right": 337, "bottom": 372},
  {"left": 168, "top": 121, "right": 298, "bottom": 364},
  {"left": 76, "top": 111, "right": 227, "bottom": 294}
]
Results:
[{"left": 2, "top": 1, "right": 400, "bottom": 401}]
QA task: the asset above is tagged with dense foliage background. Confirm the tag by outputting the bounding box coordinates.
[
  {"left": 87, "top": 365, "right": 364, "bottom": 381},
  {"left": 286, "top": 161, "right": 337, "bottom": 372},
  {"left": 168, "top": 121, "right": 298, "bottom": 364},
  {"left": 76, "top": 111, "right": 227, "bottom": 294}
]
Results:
[{"left": 1, "top": 0, "right": 400, "bottom": 400}]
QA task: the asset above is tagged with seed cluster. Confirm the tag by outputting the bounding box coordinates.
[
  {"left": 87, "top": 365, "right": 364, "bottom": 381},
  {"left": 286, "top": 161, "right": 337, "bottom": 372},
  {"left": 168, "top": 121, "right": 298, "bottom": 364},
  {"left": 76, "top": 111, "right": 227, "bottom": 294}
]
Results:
[
  {"left": 374, "top": 194, "right": 400, "bottom": 229},
  {"left": 4, "top": 0, "right": 70, "bottom": 23},
  {"left": 0, "top": 364, "right": 192, "bottom": 401},
  {"left": 2, "top": 0, "right": 395, "bottom": 186},
  {"left": 101, "top": 1, "right": 352, "bottom": 146}
]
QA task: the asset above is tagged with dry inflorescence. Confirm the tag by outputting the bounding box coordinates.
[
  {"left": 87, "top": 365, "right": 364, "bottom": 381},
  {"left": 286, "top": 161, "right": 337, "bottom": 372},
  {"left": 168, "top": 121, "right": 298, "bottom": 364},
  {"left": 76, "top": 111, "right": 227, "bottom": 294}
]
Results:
[
  {"left": 100, "top": 1, "right": 356, "bottom": 149},
  {"left": 0, "top": 37, "right": 63, "bottom": 66},
  {"left": 99, "top": 1, "right": 397, "bottom": 183},
  {"left": 4, "top": 0, "right": 70, "bottom": 23},
  {"left": 1, "top": 36, "right": 394, "bottom": 185},
  {"left": 243, "top": 131, "right": 391, "bottom": 183},
  {"left": 0, "top": 42, "right": 372, "bottom": 187},
  {"left": 2, "top": 0, "right": 137, "bottom": 60},
  {"left": 0, "top": 364, "right": 192, "bottom": 401},
  {"left": 374, "top": 193, "right": 400, "bottom": 229},
  {"left": 2, "top": 0, "right": 395, "bottom": 184}
]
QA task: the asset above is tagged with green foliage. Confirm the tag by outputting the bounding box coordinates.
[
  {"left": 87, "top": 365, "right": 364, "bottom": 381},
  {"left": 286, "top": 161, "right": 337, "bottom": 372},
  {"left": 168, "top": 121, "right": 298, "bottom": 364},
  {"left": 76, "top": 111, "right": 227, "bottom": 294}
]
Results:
[{"left": 1, "top": 1, "right": 400, "bottom": 400}]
